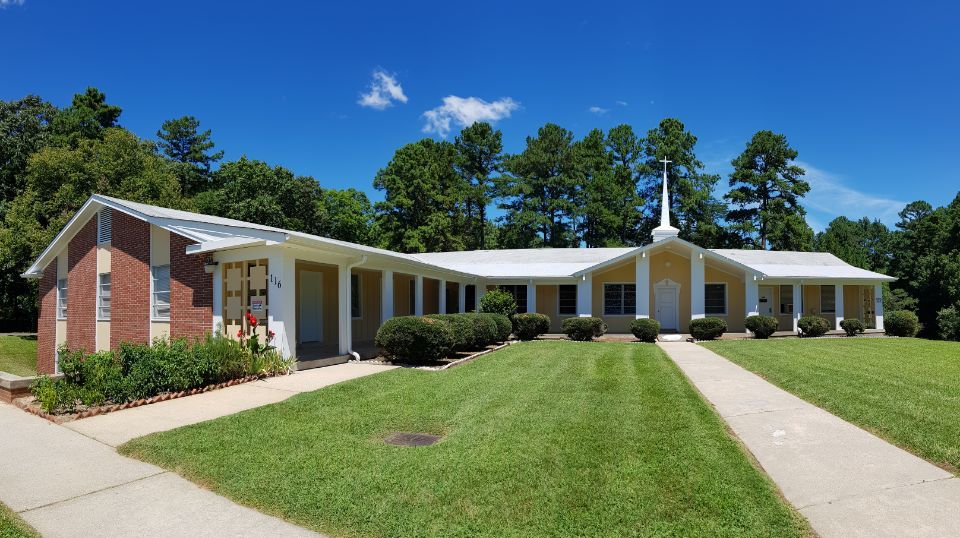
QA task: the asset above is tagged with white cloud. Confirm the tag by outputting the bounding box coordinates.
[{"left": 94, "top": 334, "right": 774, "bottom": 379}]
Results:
[
  {"left": 615, "top": 100, "right": 628, "bottom": 106},
  {"left": 357, "top": 69, "right": 408, "bottom": 110},
  {"left": 588, "top": 106, "right": 609, "bottom": 115},
  {"left": 422, "top": 96, "right": 519, "bottom": 137},
  {"left": 798, "top": 161, "right": 906, "bottom": 227},
  {"left": 0, "top": 0, "right": 25, "bottom": 7}
]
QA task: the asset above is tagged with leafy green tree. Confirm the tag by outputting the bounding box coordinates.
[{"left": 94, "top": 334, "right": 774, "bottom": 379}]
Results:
[
  {"left": 0, "top": 95, "right": 58, "bottom": 208},
  {"left": 197, "top": 157, "right": 321, "bottom": 233},
  {"left": 157, "top": 116, "right": 224, "bottom": 196},
  {"left": 373, "top": 139, "right": 468, "bottom": 252},
  {"left": 454, "top": 122, "right": 502, "bottom": 249},
  {"left": 316, "top": 188, "right": 375, "bottom": 245},
  {"left": 498, "top": 123, "right": 580, "bottom": 248},
  {"left": 814, "top": 216, "right": 891, "bottom": 272},
  {"left": 725, "top": 130, "right": 813, "bottom": 250},
  {"left": 50, "top": 87, "right": 122, "bottom": 146},
  {"left": 605, "top": 124, "right": 645, "bottom": 245},
  {"left": 638, "top": 119, "right": 730, "bottom": 247},
  {"left": 574, "top": 128, "right": 620, "bottom": 247}
]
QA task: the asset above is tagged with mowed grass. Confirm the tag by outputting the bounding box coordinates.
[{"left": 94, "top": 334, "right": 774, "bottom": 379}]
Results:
[
  {"left": 121, "top": 341, "right": 808, "bottom": 537},
  {"left": 704, "top": 338, "right": 960, "bottom": 471},
  {"left": 0, "top": 502, "right": 37, "bottom": 538},
  {"left": 0, "top": 336, "right": 36, "bottom": 377}
]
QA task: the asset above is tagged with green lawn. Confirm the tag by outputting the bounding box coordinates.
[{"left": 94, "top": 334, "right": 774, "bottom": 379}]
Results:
[
  {"left": 121, "top": 341, "right": 808, "bottom": 537},
  {"left": 0, "top": 502, "right": 37, "bottom": 538},
  {"left": 703, "top": 338, "right": 960, "bottom": 471},
  {"left": 0, "top": 336, "right": 36, "bottom": 377}
]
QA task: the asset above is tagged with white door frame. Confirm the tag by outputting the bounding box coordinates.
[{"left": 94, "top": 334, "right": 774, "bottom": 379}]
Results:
[
  {"left": 298, "top": 269, "right": 323, "bottom": 343},
  {"left": 758, "top": 285, "right": 775, "bottom": 316},
  {"left": 653, "top": 279, "right": 681, "bottom": 332}
]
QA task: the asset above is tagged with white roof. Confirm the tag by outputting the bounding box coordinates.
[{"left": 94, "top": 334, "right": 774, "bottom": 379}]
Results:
[{"left": 23, "top": 195, "right": 895, "bottom": 283}]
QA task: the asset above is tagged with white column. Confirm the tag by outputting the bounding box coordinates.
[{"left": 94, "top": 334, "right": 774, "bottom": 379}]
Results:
[
  {"left": 745, "top": 273, "right": 759, "bottom": 317},
  {"left": 577, "top": 273, "right": 593, "bottom": 317},
  {"left": 526, "top": 281, "right": 536, "bottom": 313},
  {"left": 381, "top": 269, "right": 394, "bottom": 324},
  {"left": 458, "top": 283, "right": 466, "bottom": 313},
  {"left": 792, "top": 283, "right": 802, "bottom": 332},
  {"left": 267, "top": 251, "right": 296, "bottom": 359},
  {"left": 691, "top": 252, "right": 705, "bottom": 320},
  {"left": 477, "top": 283, "right": 487, "bottom": 306},
  {"left": 438, "top": 278, "right": 447, "bottom": 314},
  {"left": 834, "top": 284, "right": 844, "bottom": 330},
  {"left": 414, "top": 275, "right": 424, "bottom": 316},
  {"left": 635, "top": 253, "right": 650, "bottom": 318},
  {"left": 337, "top": 263, "right": 351, "bottom": 355},
  {"left": 874, "top": 283, "right": 884, "bottom": 331}
]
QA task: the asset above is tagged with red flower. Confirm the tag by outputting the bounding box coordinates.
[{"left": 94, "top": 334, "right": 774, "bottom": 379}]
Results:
[
  {"left": 236, "top": 329, "right": 243, "bottom": 338},
  {"left": 267, "top": 330, "right": 275, "bottom": 338}
]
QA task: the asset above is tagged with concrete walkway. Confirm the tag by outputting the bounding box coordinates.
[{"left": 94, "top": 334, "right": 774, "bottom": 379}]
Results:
[
  {"left": 1, "top": 362, "right": 395, "bottom": 537},
  {"left": 658, "top": 341, "right": 960, "bottom": 538},
  {"left": 67, "top": 362, "right": 396, "bottom": 446}
]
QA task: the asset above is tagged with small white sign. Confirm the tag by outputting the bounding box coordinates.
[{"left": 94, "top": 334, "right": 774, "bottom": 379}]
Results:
[{"left": 251, "top": 298, "right": 264, "bottom": 312}]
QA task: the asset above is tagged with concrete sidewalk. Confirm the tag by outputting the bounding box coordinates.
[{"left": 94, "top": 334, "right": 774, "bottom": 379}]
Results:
[
  {"left": 66, "top": 362, "right": 396, "bottom": 446},
  {"left": 658, "top": 341, "right": 960, "bottom": 538}
]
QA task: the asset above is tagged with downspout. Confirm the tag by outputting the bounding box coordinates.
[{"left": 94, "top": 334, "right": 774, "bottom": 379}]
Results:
[{"left": 345, "top": 255, "right": 367, "bottom": 360}]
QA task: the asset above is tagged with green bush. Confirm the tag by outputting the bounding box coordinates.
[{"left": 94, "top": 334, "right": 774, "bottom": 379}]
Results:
[
  {"left": 562, "top": 317, "right": 607, "bottom": 341},
  {"left": 478, "top": 288, "right": 517, "bottom": 318},
  {"left": 375, "top": 316, "right": 455, "bottom": 362},
  {"left": 427, "top": 314, "right": 477, "bottom": 351},
  {"left": 512, "top": 313, "right": 551, "bottom": 340},
  {"left": 797, "top": 315, "right": 830, "bottom": 338},
  {"left": 689, "top": 317, "right": 727, "bottom": 340},
  {"left": 885, "top": 310, "right": 919, "bottom": 337},
  {"left": 839, "top": 318, "right": 865, "bottom": 337},
  {"left": 31, "top": 375, "right": 75, "bottom": 414},
  {"left": 479, "top": 312, "right": 512, "bottom": 342},
  {"left": 744, "top": 315, "right": 779, "bottom": 339},
  {"left": 465, "top": 313, "right": 501, "bottom": 347},
  {"left": 630, "top": 318, "right": 660, "bottom": 342},
  {"left": 191, "top": 332, "right": 249, "bottom": 384},
  {"left": 938, "top": 305, "right": 960, "bottom": 341}
]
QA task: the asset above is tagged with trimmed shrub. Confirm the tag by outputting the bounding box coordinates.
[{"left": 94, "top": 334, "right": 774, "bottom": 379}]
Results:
[
  {"left": 689, "top": 317, "right": 727, "bottom": 340},
  {"left": 513, "top": 313, "right": 551, "bottom": 340},
  {"left": 797, "top": 315, "right": 830, "bottom": 338},
  {"left": 562, "top": 317, "right": 607, "bottom": 341},
  {"left": 630, "top": 318, "right": 660, "bottom": 343},
  {"left": 839, "top": 318, "right": 865, "bottom": 337},
  {"left": 744, "top": 315, "right": 779, "bottom": 339},
  {"left": 482, "top": 313, "right": 512, "bottom": 342},
  {"left": 375, "top": 316, "right": 455, "bottom": 362},
  {"left": 478, "top": 288, "right": 517, "bottom": 318},
  {"left": 192, "top": 332, "right": 250, "bottom": 384},
  {"left": 885, "top": 310, "right": 919, "bottom": 337},
  {"left": 938, "top": 305, "right": 960, "bottom": 341},
  {"left": 427, "top": 314, "right": 476, "bottom": 351}
]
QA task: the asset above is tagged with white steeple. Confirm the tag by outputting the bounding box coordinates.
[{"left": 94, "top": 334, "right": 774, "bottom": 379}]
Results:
[{"left": 651, "top": 158, "right": 679, "bottom": 242}]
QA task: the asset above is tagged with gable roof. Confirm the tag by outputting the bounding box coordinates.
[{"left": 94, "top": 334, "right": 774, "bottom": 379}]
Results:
[{"left": 23, "top": 195, "right": 895, "bottom": 283}]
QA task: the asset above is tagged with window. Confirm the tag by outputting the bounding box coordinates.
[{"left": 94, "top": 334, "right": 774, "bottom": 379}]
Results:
[
  {"left": 97, "top": 273, "right": 111, "bottom": 320},
  {"left": 603, "top": 283, "right": 636, "bottom": 315},
  {"left": 779, "top": 285, "right": 793, "bottom": 315},
  {"left": 705, "top": 283, "right": 727, "bottom": 315},
  {"left": 464, "top": 284, "right": 476, "bottom": 312},
  {"left": 351, "top": 273, "right": 362, "bottom": 318},
  {"left": 499, "top": 285, "right": 528, "bottom": 313},
  {"left": 820, "top": 285, "right": 836, "bottom": 313},
  {"left": 558, "top": 285, "right": 577, "bottom": 315},
  {"left": 97, "top": 208, "right": 112, "bottom": 244},
  {"left": 56, "top": 278, "right": 68, "bottom": 319},
  {"left": 151, "top": 265, "right": 170, "bottom": 319}
]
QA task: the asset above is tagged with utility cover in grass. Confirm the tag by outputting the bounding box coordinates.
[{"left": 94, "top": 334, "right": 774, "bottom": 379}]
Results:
[{"left": 384, "top": 432, "right": 442, "bottom": 447}]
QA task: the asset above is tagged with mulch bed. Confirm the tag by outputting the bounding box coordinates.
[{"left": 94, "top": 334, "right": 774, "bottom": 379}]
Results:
[{"left": 352, "top": 341, "right": 515, "bottom": 371}]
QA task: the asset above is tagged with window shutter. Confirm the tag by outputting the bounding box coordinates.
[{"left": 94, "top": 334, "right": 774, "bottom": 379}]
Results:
[{"left": 97, "top": 208, "right": 112, "bottom": 244}]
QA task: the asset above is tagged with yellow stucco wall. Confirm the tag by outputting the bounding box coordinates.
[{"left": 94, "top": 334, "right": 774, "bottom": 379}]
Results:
[
  {"left": 648, "top": 251, "right": 692, "bottom": 333},
  {"left": 351, "top": 269, "right": 382, "bottom": 342},
  {"left": 150, "top": 321, "right": 170, "bottom": 341},
  {"left": 423, "top": 278, "right": 440, "bottom": 315},
  {"left": 592, "top": 258, "right": 639, "bottom": 333},
  {"left": 705, "top": 266, "right": 746, "bottom": 332}
]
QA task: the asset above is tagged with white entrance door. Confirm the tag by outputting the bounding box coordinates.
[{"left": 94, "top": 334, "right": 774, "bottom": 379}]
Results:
[
  {"left": 758, "top": 286, "right": 774, "bottom": 316},
  {"left": 655, "top": 286, "right": 679, "bottom": 331},
  {"left": 299, "top": 270, "right": 323, "bottom": 343}
]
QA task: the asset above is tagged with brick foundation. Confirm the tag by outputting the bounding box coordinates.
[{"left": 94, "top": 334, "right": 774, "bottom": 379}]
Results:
[{"left": 111, "top": 212, "right": 150, "bottom": 347}]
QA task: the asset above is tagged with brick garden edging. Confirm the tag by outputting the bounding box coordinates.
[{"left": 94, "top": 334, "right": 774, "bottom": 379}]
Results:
[{"left": 14, "top": 373, "right": 282, "bottom": 424}]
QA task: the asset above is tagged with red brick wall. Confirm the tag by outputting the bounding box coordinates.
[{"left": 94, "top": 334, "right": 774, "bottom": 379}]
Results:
[
  {"left": 36, "top": 261, "right": 57, "bottom": 374},
  {"left": 170, "top": 233, "right": 213, "bottom": 341},
  {"left": 67, "top": 218, "right": 97, "bottom": 354},
  {"left": 111, "top": 212, "right": 150, "bottom": 347}
]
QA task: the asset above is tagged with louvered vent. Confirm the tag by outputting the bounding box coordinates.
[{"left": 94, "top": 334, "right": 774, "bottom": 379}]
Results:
[{"left": 97, "top": 208, "right": 112, "bottom": 244}]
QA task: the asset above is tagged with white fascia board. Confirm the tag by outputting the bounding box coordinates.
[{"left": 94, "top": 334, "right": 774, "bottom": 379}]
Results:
[
  {"left": 484, "top": 277, "right": 580, "bottom": 285},
  {"left": 185, "top": 237, "right": 269, "bottom": 254},
  {"left": 756, "top": 277, "right": 896, "bottom": 285},
  {"left": 22, "top": 197, "right": 104, "bottom": 278},
  {"left": 571, "top": 237, "right": 761, "bottom": 279}
]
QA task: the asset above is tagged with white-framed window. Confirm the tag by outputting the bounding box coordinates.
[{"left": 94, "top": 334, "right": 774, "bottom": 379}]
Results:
[
  {"left": 56, "top": 278, "right": 68, "bottom": 319},
  {"left": 603, "top": 283, "right": 636, "bottom": 315},
  {"left": 779, "top": 285, "right": 793, "bottom": 315},
  {"left": 558, "top": 284, "right": 577, "bottom": 315},
  {"left": 351, "top": 273, "right": 362, "bottom": 318},
  {"left": 499, "top": 285, "right": 528, "bottom": 313},
  {"left": 705, "top": 283, "right": 727, "bottom": 315},
  {"left": 97, "top": 208, "right": 112, "bottom": 244},
  {"left": 97, "top": 273, "right": 111, "bottom": 320},
  {"left": 151, "top": 265, "right": 170, "bottom": 319},
  {"left": 820, "top": 285, "right": 836, "bottom": 313}
]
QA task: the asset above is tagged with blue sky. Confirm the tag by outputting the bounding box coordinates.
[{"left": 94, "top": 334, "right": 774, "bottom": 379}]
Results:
[{"left": 2, "top": 0, "right": 958, "bottom": 230}]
